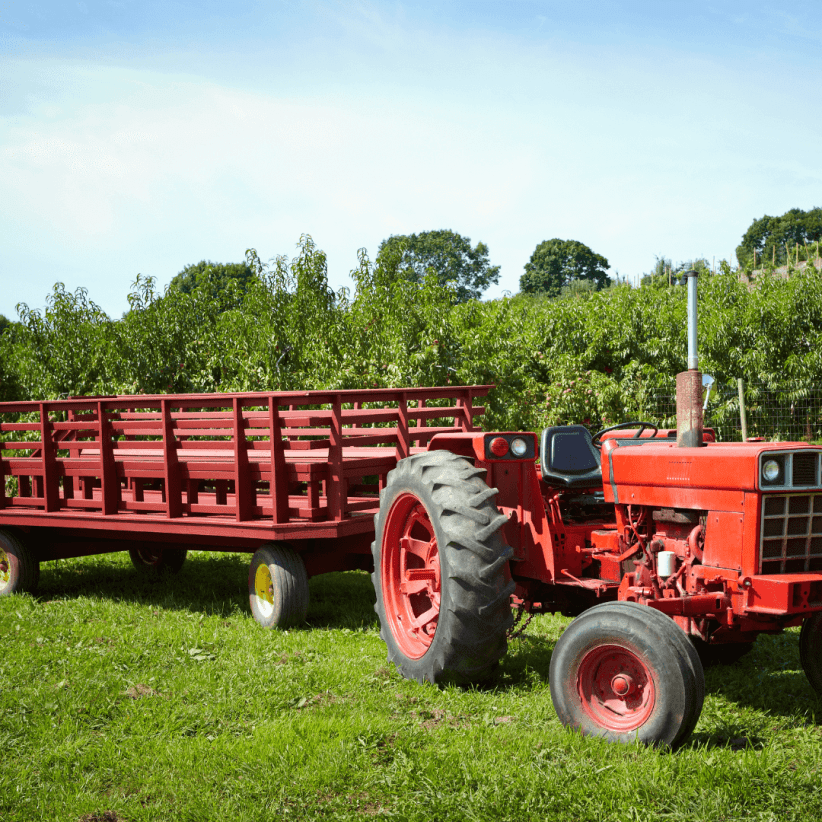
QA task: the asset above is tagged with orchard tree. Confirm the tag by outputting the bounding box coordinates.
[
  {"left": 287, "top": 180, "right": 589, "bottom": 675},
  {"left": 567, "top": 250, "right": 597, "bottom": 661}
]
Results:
[
  {"left": 736, "top": 207, "right": 822, "bottom": 268},
  {"left": 377, "top": 229, "right": 500, "bottom": 303},
  {"left": 167, "top": 260, "right": 256, "bottom": 310},
  {"left": 520, "top": 239, "right": 610, "bottom": 297}
]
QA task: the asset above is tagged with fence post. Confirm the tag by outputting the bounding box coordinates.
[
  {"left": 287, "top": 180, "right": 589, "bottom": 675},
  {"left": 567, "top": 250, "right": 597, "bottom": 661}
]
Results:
[
  {"left": 328, "top": 395, "right": 345, "bottom": 521},
  {"left": 161, "top": 399, "right": 182, "bottom": 518},
  {"left": 232, "top": 397, "right": 252, "bottom": 522},
  {"left": 267, "top": 395, "right": 289, "bottom": 524},
  {"left": 98, "top": 401, "right": 120, "bottom": 516},
  {"left": 39, "top": 402, "right": 59, "bottom": 512},
  {"left": 737, "top": 378, "right": 748, "bottom": 442}
]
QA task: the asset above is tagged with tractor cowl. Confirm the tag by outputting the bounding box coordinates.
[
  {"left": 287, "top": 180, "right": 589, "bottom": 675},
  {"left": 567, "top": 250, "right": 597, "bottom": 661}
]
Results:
[{"left": 676, "top": 270, "right": 704, "bottom": 448}]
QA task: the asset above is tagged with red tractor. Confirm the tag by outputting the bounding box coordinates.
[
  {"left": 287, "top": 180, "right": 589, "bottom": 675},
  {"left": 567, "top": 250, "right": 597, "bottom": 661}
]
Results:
[{"left": 370, "top": 271, "right": 822, "bottom": 746}]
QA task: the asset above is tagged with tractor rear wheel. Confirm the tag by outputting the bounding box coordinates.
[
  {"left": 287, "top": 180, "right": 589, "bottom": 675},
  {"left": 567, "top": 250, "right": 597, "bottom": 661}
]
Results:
[
  {"left": 129, "top": 546, "right": 188, "bottom": 576},
  {"left": 0, "top": 529, "right": 39, "bottom": 596},
  {"left": 372, "top": 450, "right": 514, "bottom": 685},
  {"left": 550, "top": 600, "right": 705, "bottom": 747},
  {"left": 799, "top": 613, "right": 822, "bottom": 695},
  {"left": 248, "top": 543, "right": 309, "bottom": 629}
]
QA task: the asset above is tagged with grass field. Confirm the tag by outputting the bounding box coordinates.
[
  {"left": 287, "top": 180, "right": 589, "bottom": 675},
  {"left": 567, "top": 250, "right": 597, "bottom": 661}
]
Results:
[{"left": 2, "top": 550, "right": 822, "bottom": 822}]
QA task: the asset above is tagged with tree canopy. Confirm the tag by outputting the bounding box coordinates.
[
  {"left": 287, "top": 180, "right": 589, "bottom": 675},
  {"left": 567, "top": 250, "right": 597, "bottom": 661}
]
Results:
[
  {"left": 167, "top": 260, "right": 256, "bottom": 310},
  {"left": 519, "top": 239, "right": 610, "bottom": 297},
  {"left": 736, "top": 207, "right": 822, "bottom": 268},
  {"left": 376, "top": 230, "right": 500, "bottom": 302}
]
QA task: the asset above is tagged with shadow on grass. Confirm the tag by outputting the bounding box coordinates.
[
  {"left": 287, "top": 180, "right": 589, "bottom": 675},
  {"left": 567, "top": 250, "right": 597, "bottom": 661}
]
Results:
[
  {"left": 693, "top": 633, "right": 822, "bottom": 729},
  {"left": 34, "top": 555, "right": 822, "bottom": 729},
  {"left": 496, "top": 634, "right": 555, "bottom": 688},
  {"left": 36, "top": 552, "right": 378, "bottom": 630}
]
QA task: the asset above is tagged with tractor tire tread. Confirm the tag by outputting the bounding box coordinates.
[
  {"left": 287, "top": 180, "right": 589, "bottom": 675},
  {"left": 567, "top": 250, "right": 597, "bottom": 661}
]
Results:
[{"left": 372, "top": 450, "right": 513, "bottom": 685}]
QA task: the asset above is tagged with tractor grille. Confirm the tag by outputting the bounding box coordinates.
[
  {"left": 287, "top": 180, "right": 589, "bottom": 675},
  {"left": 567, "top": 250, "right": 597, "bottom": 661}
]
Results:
[
  {"left": 760, "top": 494, "right": 822, "bottom": 574},
  {"left": 793, "top": 453, "right": 818, "bottom": 486}
]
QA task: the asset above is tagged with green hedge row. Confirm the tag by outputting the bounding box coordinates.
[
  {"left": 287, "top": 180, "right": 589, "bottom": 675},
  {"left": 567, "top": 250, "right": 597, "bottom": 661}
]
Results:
[{"left": 3, "top": 237, "right": 822, "bottom": 437}]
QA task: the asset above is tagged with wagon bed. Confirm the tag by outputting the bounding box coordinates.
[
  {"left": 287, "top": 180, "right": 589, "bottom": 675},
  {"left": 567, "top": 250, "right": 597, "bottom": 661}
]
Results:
[{"left": 0, "top": 386, "right": 489, "bottom": 563}]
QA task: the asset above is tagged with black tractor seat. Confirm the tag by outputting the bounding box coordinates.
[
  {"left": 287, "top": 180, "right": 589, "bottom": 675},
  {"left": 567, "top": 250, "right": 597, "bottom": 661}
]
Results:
[{"left": 540, "top": 425, "right": 602, "bottom": 490}]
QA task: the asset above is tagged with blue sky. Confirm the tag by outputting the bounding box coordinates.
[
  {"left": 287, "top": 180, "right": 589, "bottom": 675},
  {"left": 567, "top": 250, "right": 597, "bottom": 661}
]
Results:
[{"left": 2, "top": 1, "right": 821, "bottom": 319}]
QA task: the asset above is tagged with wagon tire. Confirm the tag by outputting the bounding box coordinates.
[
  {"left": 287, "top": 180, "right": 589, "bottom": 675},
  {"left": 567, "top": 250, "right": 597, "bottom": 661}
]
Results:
[
  {"left": 0, "top": 529, "right": 39, "bottom": 596},
  {"left": 372, "top": 450, "right": 514, "bottom": 686},
  {"left": 799, "top": 612, "right": 822, "bottom": 696},
  {"left": 128, "top": 546, "right": 188, "bottom": 576},
  {"left": 550, "top": 600, "right": 705, "bottom": 747},
  {"left": 249, "top": 543, "right": 309, "bottom": 629}
]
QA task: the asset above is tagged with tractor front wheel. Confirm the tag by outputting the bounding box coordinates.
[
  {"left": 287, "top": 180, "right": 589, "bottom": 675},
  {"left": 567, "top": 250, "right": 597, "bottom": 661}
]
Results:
[
  {"left": 0, "top": 529, "right": 39, "bottom": 596},
  {"left": 550, "top": 601, "right": 705, "bottom": 747},
  {"left": 372, "top": 450, "right": 514, "bottom": 685},
  {"left": 800, "top": 612, "right": 822, "bottom": 695}
]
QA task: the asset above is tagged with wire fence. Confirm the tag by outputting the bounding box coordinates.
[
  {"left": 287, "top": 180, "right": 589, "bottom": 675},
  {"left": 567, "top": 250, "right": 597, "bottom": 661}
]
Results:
[{"left": 643, "top": 381, "right": 822, "bottom": 443}]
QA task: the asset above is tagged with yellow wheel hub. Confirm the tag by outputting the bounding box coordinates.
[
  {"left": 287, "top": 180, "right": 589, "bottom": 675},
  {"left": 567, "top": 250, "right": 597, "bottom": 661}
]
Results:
[
  {"left": 255, "top": 563, "right": 274, "bottom": 617},
  {"left": 0, "top": 547, "right": 9, "bottom": 586}
]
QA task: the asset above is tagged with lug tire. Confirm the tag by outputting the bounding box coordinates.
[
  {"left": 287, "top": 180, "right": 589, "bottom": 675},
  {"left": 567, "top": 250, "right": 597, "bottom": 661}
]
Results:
[
  {"left": 799, "top": 612, "right": 822, "bottom": 696},
  {"left": 248, "top": 543, "right": 309, "bottom": 629},
  {"left": 128, "top": 546, "right": 188, "bottom": 576},
  {"left": 550, "top": 600, "right": 705, "bottom": 747},
  {"left": 372, "top": 450, "right": 514, "bottom": 685},
  {"left": 0, "top": 529, "right": 39, "bottom": 596}
]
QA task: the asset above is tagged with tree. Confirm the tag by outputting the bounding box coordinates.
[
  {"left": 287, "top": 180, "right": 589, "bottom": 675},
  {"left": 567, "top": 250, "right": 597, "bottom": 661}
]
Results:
[
  {"left": 520, "top": 239, "right": 610, "bottom": 297},
  {"left": 0, "top": 314, "right": 12, "bottom": 335},
  {"left": 736, "top": 207, "right": 822, "bottom": 268},
  {"left": 376, "top": 230, "right": 500, "bottom": 303},
  {"left": 167, "top": 260, "right": 256, "bottom": 310}
]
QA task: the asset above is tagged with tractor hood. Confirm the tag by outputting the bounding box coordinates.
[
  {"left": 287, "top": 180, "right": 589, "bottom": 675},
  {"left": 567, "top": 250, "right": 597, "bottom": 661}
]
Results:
[{"left": 601, "top": 439, "right": 822, "bottom": 509}]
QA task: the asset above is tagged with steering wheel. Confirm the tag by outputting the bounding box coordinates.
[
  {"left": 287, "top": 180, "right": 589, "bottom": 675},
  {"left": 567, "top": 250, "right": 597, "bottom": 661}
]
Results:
[{"left": 591, "top": 421, "right": 659, "bottom": 448}]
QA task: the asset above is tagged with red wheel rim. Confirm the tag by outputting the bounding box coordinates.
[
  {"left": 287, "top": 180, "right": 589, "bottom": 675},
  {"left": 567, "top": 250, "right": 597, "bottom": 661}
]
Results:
[
  {"left": 381, "top": 493, "right": 441, "bottom": 659},
  {"left": 576, "top": 644, "right": 655, "bottom": 732}
]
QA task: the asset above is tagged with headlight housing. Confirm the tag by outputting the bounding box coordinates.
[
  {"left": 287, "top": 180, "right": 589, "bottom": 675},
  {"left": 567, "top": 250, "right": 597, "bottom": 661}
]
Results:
[
  {"left": 762, "top": 459, "right": 781, "bottom": 482},
  {"left": 760, "top": 455, "right": 785, "bottom": 487},
  {"left": 510, "top": 437, "right": 528, "bottom": 457}
]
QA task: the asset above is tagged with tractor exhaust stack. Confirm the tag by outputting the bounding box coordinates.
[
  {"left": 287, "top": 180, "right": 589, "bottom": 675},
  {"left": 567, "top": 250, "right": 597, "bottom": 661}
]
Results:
[{"left": 676, "top": 270, "right": 704, "bottom": 448}]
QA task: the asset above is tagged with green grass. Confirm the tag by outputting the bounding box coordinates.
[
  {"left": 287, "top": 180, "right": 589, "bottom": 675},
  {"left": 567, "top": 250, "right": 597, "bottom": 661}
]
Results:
[{"left": 2, "top": 552, "right": 822, "bottom": 822}]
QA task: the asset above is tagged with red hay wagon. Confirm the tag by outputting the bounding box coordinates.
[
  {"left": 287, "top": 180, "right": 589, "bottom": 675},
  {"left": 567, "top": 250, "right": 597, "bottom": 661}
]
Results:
[{"left": 0, "top": 385, "right": 488, "bottom": 625}]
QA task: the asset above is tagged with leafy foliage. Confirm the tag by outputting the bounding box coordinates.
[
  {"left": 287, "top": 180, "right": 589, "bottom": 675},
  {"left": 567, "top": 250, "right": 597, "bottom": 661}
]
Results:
[
  {"left": 520, "top": 239, "right": 610, "bottom": 297},
  {"left": 377, "top": 229, "right": 500, "bottom": 303},
  {"left": 736, "top": 207, "right": 822, "bottom": 268},
  {"left": 3, "top": 238, "right": 822, "bottom": 440},
  {"left": 167, "top": 260, "right": 257, "bottom": 311}
]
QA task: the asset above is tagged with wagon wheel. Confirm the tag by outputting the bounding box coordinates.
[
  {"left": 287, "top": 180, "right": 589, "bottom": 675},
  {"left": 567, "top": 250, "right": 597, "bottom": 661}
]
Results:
[
  {"left": 549, "top": 601, "right": 705, "bottom": 747},
  {"left": 248, "top": 543, "right": 309, "bottom": 629},
  {"left": 372, "top": 450, "right": 514, "bottom": 685},
  {"left": 128, "top": 546, "right": 188, "bottom": 576},
  {"left": 0, "top": 529, "right": 39, "bottom": 596}
]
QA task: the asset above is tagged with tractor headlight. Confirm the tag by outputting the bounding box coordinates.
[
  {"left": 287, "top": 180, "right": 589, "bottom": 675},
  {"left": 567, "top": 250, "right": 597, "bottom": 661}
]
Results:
[
  {"left": 510, "top": 437, "right": 528, "bottom": 457},
  {"left": 762, "top": 459, "right": 782, "bottom": 484}
]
